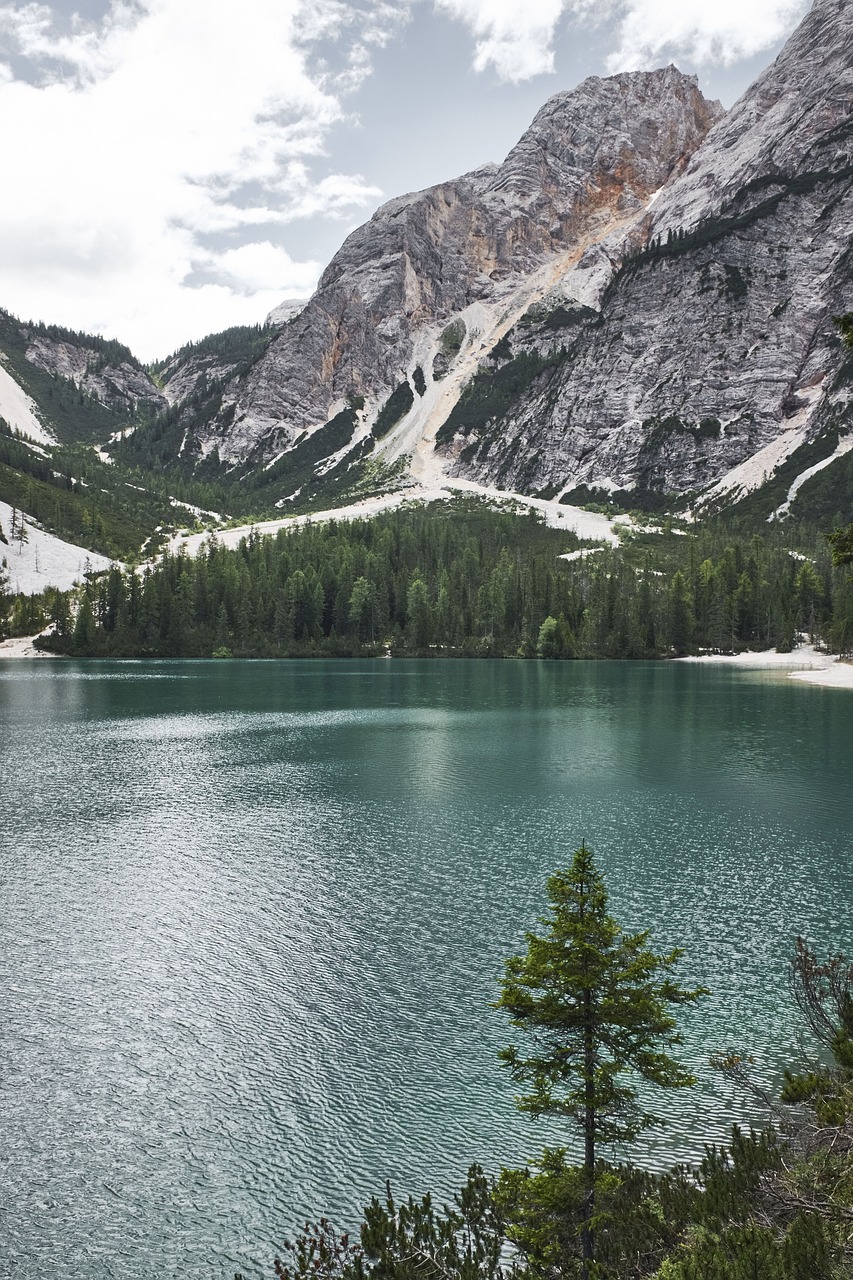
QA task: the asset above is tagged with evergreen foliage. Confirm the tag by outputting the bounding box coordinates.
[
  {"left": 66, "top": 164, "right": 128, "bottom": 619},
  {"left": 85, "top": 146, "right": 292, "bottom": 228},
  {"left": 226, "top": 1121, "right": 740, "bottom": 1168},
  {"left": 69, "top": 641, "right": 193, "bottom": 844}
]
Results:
[
  {"left": 240, "top": 1165, "right": 507, "bottom": 1280},
  {"left": 115, "top": 325, "right": 275, "bottom": 484},
  {"left": 0, "top": 310, "right": 136, "bottom": 445},
  {"left": 495, "top": 845, "right": 704, "bottom": 1278},
  {"left": 0, "top": 424, "right": 175, "bottom": 559},
  {"left": 834, "top": 314, "right": 853, "bottom": 351},
  {"left": 436, "top": 353, "right": 560, "bottom": 451},
  {"left": 0, "top": 551, "right": 10, "bottom": 634},
  {"left": 709, "top": 423, "right": 853, "bottom": 529},
  {"left": 440, "top": 320, "right": 466, "bottom": 357},
  {"left": 373, "top": 381, "right": 415, "bottom": 438},
  {"left": 14, "top": 313, "right": 143, "bottom": 370},
  {"left": 828, "top": 524, "right": 853, "bottom": 568},
  {"left": 115, "top": 401, "right": 382, "bottom": 519},
  {"left": 782, "top": 940, "right": 853, "bottom": 1127},
  {"left": 149, "top": 324, "right": 273, "bottom": 381},
  {"left": 617, "top": 157, "right": 853, "bottom": 286},
  {"left": 256, "top": 933, "right": 853, "bottom": 1280},
  {"left": 38, "top": 501, "right": 853, "bottom": 659},
  {"left": 495, "top": 1150, "right": 693, "bottom": 1280}
]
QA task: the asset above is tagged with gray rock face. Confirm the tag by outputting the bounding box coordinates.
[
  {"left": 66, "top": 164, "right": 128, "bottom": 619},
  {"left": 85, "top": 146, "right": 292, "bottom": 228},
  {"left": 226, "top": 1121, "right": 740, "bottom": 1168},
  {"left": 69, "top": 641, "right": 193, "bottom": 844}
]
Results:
[
  {"left": 441, "top": 0, "right": 853, "bottom": 496},
  {"left": 204, "top": 68, "right": 721, "bottom": 464},
  {"left": 266, "top": 298, "right": 310, "bottom": 327},
  {"left": 24, "top": 335, "right": 166, "bottom": 416},
  {"left": 157, "top": 349, "right": 240, "bottom": 409},
  {"left": 179, "top": 0, "right": 851, "bottom": 506}
]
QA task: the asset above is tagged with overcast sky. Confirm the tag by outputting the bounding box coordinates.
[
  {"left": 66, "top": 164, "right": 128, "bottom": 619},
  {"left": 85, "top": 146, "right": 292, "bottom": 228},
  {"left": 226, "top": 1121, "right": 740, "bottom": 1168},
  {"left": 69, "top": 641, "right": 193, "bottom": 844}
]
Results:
[{"left": 0, "top": 0, "right": 810, "bottom": 361}]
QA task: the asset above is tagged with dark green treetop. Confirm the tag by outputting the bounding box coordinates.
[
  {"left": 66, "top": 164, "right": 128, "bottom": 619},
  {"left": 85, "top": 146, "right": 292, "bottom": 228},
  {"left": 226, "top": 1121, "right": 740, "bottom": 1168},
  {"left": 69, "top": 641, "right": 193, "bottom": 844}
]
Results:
[
  {"left": 496, "top": 843, "right": 705, "bottom": 1147},
  {"left": 247, "top": 1165, "right": 508, "bottom": 1280},
  {"left": 833, "top": 313, "right": 853, "bottom": 350},
  {"left": 828, "top": 524, "right": 853, "bottom": 568},
  {"left": 495, "top": 843, "right": 705, "bottom": 1278},
  {"left": 824, "top": 319, "right": 853, "bottom": 570}
]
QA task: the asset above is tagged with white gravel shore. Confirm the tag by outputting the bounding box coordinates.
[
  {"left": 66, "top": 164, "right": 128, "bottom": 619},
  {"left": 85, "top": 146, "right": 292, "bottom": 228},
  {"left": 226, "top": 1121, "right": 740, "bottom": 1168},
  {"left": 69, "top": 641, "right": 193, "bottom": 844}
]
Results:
[
  {"left": 677, "top": 645, "right": 853, "bottom": 689},
  {"left": 0, "top": 633, "right": 57, "bottom": 658}
]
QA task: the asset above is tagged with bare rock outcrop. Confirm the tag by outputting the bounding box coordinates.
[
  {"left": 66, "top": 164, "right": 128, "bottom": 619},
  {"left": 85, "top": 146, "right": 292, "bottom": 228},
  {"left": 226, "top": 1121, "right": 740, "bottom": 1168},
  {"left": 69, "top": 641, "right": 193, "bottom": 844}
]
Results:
[
  {"left": 24, "top": 335, "right": 166, "bottom": 416},
  {"left": 440, "top": 0, "right": 853, "bottom": 497},
  {"left": 202, "top": 68, "right": 721, "bottom": 465}
]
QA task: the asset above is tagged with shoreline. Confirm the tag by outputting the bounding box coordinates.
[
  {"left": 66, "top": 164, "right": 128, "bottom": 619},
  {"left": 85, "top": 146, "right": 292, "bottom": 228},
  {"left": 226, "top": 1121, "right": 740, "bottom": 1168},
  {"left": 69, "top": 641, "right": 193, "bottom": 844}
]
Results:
[
  {"left": 1, "top": 637, "right": 851, "bottom": 685},
  {"left": 676, "top": 645, "right": 853, "bottom": 689},
  {"left": 0, "top": 633, "right": 58, "bottom": 658}
]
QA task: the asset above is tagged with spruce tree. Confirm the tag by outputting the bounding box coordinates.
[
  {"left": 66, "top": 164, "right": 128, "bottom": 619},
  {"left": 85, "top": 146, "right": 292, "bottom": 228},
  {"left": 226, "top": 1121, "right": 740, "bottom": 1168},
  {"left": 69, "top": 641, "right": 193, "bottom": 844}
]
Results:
[{"left": 495, "top": 844, "right": 705, "bottom": 1279}]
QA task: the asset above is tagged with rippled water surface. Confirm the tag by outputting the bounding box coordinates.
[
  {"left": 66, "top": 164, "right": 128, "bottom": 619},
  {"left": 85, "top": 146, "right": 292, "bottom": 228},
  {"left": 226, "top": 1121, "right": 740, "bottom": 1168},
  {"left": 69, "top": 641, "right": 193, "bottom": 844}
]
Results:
[{"left": 1, "top": 659, "right": 852, "bottom": 1278}]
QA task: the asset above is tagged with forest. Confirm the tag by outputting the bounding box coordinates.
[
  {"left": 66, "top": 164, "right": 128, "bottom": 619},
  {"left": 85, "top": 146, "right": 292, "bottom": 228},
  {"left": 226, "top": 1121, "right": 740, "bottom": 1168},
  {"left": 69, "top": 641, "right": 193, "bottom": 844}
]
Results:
[{"left": 11, "top": 498, "right": 851, "bottom": 660}]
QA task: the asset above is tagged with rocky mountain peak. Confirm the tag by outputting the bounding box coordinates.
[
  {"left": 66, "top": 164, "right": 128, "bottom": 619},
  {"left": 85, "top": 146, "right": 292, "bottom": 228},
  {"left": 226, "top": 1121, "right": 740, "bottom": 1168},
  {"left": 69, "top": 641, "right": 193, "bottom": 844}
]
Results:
[
  {"left": 200, "top": 67, "right": 723, "bottom": 466},
  {"left": 490, "top": 67, "right": 721, "bottom": 210},
  {"left": 437, "top": 0, "right": 853, "bottom": 503},
  {"left": 650, "top": 0, "right": 853, "bottom": 237},
  {"left": 147, "top": 0, "right": 851, "bottom": 519}
]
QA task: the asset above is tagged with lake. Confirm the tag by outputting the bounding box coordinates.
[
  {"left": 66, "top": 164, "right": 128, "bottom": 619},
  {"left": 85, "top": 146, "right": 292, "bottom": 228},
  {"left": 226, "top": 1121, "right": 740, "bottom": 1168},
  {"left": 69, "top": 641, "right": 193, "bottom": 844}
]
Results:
[{"left": 1, "top": 658, "right": 851, "bottom": 1278}]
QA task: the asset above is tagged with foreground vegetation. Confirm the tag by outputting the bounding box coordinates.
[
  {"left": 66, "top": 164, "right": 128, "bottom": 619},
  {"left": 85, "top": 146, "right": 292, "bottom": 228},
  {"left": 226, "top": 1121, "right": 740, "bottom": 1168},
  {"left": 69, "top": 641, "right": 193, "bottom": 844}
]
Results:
[
  {"left": 245, "top": 849, "right": 853, "bottom": 1280},
  {"left": 20, "top": 499, "right": 853, "bottom": 659}
]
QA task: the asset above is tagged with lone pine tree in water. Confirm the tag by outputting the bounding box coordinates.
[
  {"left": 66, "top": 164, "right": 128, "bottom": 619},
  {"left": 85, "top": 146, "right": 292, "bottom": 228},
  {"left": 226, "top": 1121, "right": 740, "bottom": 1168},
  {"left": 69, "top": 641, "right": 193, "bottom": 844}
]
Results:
[{"left": 495, "top": 844, "right": 705, "bottom": 1280}]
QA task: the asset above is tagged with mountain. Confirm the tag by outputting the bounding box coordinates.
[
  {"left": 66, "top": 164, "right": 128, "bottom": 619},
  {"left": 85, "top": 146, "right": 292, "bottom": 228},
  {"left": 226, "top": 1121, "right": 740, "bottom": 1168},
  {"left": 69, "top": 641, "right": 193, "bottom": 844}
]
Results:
[
  {"left": 170, "top": 0, "right": 850, "bottom": 520},
  {"left": 0, "top": 309, "right": 165, "bottom": 445},
  {"left": 2, "top": 0, "right": 852, "bottom": 547},
  {"left": 0, "top": 315, "right": 267, "bottom": 577},
  {"left": 437, "top": 0, "right": 853, "bottom": 507},
  {"left": 185, "top": 67, "right": 722, "bottom": 477}
]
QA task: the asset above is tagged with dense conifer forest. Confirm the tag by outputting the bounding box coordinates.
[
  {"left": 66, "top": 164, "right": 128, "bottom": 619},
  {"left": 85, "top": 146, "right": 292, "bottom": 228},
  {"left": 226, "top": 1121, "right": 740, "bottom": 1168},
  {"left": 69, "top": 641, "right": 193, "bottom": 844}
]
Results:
[{"left": 15, "top": 499, "right": 851, "bottom": 660}]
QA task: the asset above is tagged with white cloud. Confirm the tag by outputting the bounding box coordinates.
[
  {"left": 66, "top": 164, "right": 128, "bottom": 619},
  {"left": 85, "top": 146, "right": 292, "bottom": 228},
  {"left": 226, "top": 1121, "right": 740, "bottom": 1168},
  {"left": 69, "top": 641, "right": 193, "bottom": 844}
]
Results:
[
  {"left": 603, "top": 0, "right": 810, "bottom": 71},
  {"left": 0, "top": 0, "right": 397, "bottom": 358},
  {"left": 434, "top": 0, "right": 569, "bottom": 81},
  {"left": 433, "top": 0, "right": 808, "bottom": 81},
  {"left": 214, "top": 242, "right": 322, "bottom": 294},
  {"left": 0, "top": 0, "right": 811, "bottom": 360}
]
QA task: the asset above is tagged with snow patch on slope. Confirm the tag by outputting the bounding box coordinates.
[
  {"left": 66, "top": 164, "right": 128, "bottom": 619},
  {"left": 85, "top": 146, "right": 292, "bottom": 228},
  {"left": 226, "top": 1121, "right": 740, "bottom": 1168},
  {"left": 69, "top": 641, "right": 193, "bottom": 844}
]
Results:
[
  {"left": 772, "top": 434, "right": 853, "bottom": 519},
  {"left": 0, "top": 361, "right": 55, "bottom": 445},
  {"left": 698, "top": 426, "right": 811, "bottom": 507},
  {"left": 697, "top": 374, "right": 833, "bottom": 511},
  {"left": 0, "top": 500, "right": 114, "bottom": 593},
  {"left": 165, "top": 482, "right": 620, "bottom": 563}
]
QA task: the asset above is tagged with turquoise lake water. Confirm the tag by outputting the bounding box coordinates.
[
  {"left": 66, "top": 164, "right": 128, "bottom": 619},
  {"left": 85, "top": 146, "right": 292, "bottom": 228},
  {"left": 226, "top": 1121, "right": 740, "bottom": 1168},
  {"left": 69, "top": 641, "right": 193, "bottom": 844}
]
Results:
[{"left": 1, "top": 658, "right": 851, "bottom": 1278}]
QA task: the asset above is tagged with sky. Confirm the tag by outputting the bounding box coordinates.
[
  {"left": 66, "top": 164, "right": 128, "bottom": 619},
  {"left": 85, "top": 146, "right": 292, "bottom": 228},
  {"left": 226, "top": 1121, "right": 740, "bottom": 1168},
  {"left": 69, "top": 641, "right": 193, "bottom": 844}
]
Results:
[{"left": 0, "top": 0, "right": 811, "bottom": 362}]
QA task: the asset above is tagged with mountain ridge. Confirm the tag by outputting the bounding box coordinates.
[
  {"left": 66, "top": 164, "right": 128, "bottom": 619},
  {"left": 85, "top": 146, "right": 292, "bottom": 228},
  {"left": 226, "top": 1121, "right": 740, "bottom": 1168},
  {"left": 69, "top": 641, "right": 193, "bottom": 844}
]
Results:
[
  {"left": 433, "top": 0, "right": 853, "bottom": 501},
  {"left": 1, "top": 0, "right": 851, "bottom": 558}
]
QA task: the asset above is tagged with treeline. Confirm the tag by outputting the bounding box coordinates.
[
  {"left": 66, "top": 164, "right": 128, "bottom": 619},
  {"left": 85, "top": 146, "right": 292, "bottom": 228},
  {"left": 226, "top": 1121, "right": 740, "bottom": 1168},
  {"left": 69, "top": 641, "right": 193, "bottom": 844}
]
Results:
[
  {"left": 34, "top": 500, "right": 853, "bottom": 659},
  {"left": 0, "top": 427, "right": 175, "bottom": 560},
  {"left": 0, "top": 311, "right": 136, "bottom": 446},
  {"left": 148, "top": 322, "right": 273, "bottom": 379},
  {"left": 0, "top": 307, "right": 142, "bottom": 370}
]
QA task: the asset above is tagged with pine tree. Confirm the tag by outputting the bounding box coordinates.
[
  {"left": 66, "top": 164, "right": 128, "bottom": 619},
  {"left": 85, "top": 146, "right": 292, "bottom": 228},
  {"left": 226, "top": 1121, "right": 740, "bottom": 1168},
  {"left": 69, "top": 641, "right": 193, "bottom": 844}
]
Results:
[
  {"left": 406, "top": 575, "right": 432, "bottom": 650},
  {"left": 828, "top": 523, "right": 853, "bottom": 568},
  {"left": 495, "top": 844, "right": 705, "bottom": 1280},
  {"left": 0, "top": 554, "right": 10, "bottom": 638},
  {"left": 666, "top": 571, "right": 695, "bottom": 655},
  {"left": 73, "top": 594, "right": 97, "bottom": 654}
]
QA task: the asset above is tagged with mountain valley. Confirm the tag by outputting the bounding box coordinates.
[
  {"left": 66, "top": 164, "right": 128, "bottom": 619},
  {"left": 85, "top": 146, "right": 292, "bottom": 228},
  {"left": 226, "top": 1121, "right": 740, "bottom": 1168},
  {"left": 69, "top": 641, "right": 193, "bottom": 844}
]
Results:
[{"left": 0, "top": 0, "right": 851, "bottom": 604}]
